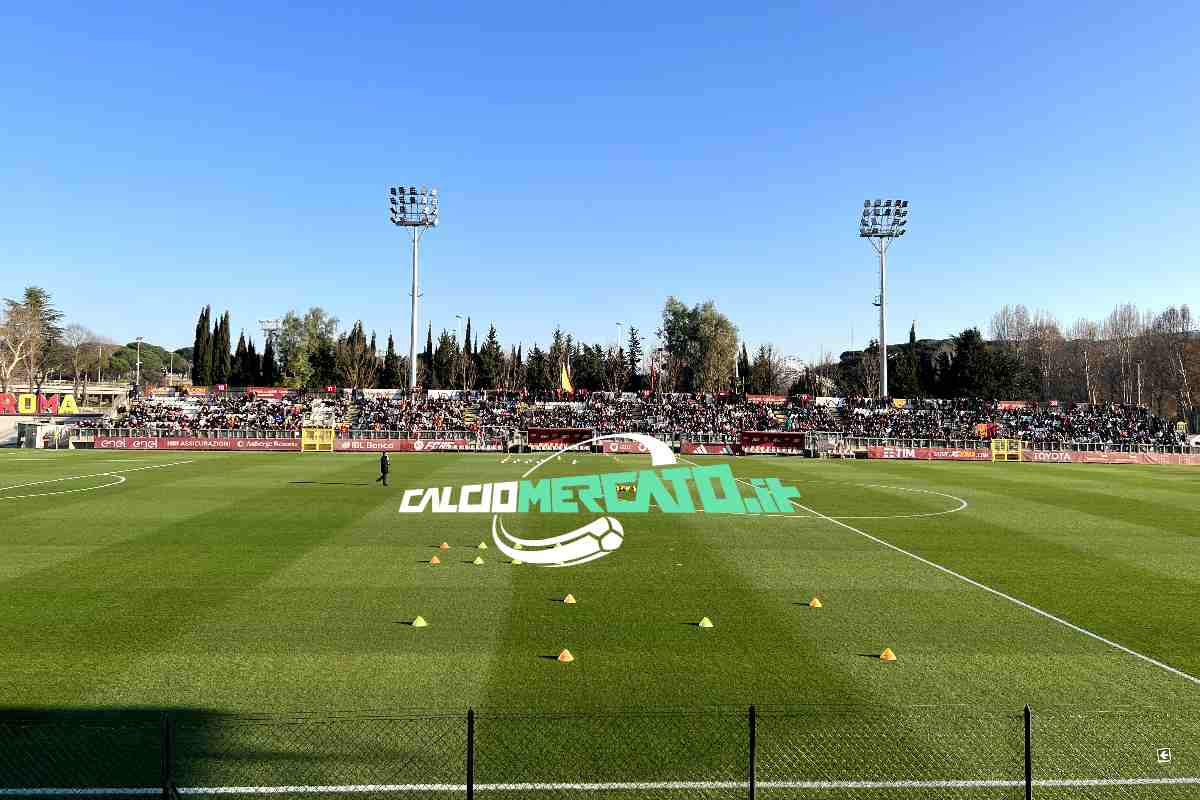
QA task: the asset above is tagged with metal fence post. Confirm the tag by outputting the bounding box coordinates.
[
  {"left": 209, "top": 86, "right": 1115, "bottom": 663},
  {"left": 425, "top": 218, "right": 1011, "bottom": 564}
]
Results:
[
  {"left": 748, "top": 705, "right": 757, "bottom": 800},
  {"left": 1023, "top": 705, "right": 1032, "bottom": 800},
  {"left": 161, "top": 712, "right": 174, "bottom": 800},
  {"left": 466, "top": 707, "right": 475, "bottom": 800}
]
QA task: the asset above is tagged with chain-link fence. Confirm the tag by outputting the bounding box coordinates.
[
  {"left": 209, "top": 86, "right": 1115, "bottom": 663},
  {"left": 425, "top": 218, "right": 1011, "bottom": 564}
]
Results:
[{"left": 1, "top": 705, "right": 1196, "bottom": 798}]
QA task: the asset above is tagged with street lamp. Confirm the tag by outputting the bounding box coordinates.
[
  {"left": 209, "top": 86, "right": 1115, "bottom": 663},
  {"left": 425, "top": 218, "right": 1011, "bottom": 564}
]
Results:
[
  {"left": 858, "top": 199, "right": 909, "bottom": 399},
  {"left": 389, "top": 185, "right": 440, "bottom": 390}
]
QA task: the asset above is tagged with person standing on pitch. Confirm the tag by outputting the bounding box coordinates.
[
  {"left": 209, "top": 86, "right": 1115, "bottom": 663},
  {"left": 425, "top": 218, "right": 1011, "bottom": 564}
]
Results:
[{"left": 376, "top": 451, "right": 390, "bottom": 486}]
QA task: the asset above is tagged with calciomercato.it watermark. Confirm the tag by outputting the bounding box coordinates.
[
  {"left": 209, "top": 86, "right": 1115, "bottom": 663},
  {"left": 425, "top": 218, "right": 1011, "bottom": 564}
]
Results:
[{"left": 397, "top": 433, "right": 801, "bottom": 567}]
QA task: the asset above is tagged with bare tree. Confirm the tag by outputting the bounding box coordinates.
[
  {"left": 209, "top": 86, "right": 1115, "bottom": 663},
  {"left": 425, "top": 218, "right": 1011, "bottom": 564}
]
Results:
[
  {"left": 1066, "top": 318, "right": 1103, "bottom": 404},
  {"left": 0, "top": 303, "right": 29, "bottom": 393},
  {"left": 1103, "top": 304, "right": 1141, "bottom": 404},
  {"left": 1027, "top": 310, "right": 1063, "bottom": 400},
  {"left": 1150, "top": 306, "right": 1195, "bottom": 414},
  {"left": 62, "top": 324, "right": 95, "bottom": 399}
]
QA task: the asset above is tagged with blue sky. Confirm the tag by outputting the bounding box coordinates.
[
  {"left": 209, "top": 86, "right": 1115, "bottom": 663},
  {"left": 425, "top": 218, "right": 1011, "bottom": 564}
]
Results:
[{"left": 2, "top": 2, "right": 1197, "bottom": 361}]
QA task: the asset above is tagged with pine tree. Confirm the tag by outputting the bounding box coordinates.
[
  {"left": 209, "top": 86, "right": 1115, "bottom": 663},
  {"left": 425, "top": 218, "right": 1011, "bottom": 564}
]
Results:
[
  {"left": 738, "top": 343, "right": 751, "bottom": 393},
  {"left": 479, "top": 324, "right": 503, "bottom": 389},
  {"left": 463, "top": 318, "right": 473, "bottom": 361},
  {"left": 233, "top": 333, "right": 248, "bottom": 385},
  {"left": 382, "top": 334, "right": 400, "bottom": 388},
  {"left": 219, "top": 313, "right": 232, "bottom": 384},
  {"left": 626, "top": 326, "right": 643, "bottom": 390}
]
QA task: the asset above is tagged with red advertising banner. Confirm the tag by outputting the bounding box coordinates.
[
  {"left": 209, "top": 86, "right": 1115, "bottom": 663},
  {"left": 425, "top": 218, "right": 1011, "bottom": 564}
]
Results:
[
  {"left": 740, "top": 431, "right": 807, "bottom": 454},
  {"left": 185, "top": 387, "right": 209, "bottom": 397},
  {"left": 996, "top": 400, "right": 1030, "bottom": 410},
  {"left": 867, "top": 446, "right": 991, "bottom": 461},
  {"left": 745, "top": 394, "right": 788, "bottom": 405},
  {"left": 248, "top": 387, "right": 291, "bottom": 399},
  {"left": 334, "top": 438, "right": 473, "bottom": 452},
  {"left": 1027, "top": 450, "right": 1200, "bottom": 466},
  {"left": 94, "top": 437, "right": 300, "bottom": 451},
  {"left": 680, "top": 441, "right": 738, "bottom": 455},
  {"left": 601, "top": 440, "right": 650, "bottom": 454},
  {"left": 528, "top": 428, "right": 593, "bottom": 451}
]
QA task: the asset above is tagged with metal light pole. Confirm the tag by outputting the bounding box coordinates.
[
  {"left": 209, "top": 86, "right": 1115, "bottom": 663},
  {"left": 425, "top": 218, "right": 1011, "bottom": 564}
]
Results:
[
  {"left": 389, "top": 185, "right": 440, "bottom": 391},
  {"left": 858, "top": 199, "right": 908, "bottom": 399}
]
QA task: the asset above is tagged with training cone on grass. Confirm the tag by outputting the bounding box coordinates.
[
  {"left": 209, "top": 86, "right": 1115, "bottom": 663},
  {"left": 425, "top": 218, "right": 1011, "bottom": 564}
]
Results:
[
  {"left": 698, "top": 617, "right": 714, "bottom": 629},
  {"left": 557, "top": 649, "right": 575, "bottom": 663},
  {"left": 514, "top": 542, "right": 523, "bottom": 550},
  {"left": 880, "top": 648, "right": 897, "bottom": 662},
  {"left": 439, "top": 542, "right": 450, "bottom": 550},
  {"left": 429, "top": 555, "right": 441, "bottom": 565},
  {"left": 563, "top": 594, "right": 577, "bottom": 604},
  {"left": 510, "top": 558, "right": 523, "bottom": 565},
  {"left": 809, "top": 597, "right": 823, "bottom": 609},
  {"left": 473, "top": 556, "right": 485, "bottom": 566},
  {"left": 477, "top": 541, "right": 488, "bottom": 550},
  {"left": 411, "top": 616, "right": 428, "bottom": 628}
]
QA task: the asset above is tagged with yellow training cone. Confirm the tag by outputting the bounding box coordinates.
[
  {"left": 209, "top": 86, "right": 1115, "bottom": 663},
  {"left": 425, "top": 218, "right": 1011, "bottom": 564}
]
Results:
[
  {"left": 411, "top": 616, "right": 428, "bottom": 628},
  {"left": 880, "top": 648, "right": 897, "bottom": 662},
  {"left": 514, "top": 542, "right": 523, "bottom": 550},
  {"left": 563, "top": 594, "right": 577, "bottom": 604},
  {"left": 809, "top": 597, "right": 823, "bottom": 609},
  {"left": 473, "top": 556, "right": 485, "bottom": 565},
  {"left": 510, "top": 558, "right": 523, "bottom": 565},
  {"left": 477, "top": 542, "right": 488, "bottom": 550},
  {"left": 429, "top": 555, "right": 441, "bottom": 565},
  {"left": 698, "top": 617, "right": 714, "bottom": 628},
  {"left": 439, "top": 542, "right": 450, "bottom": 550},
  {"left": 557, "top": 649, "right": 575, "bottom": 663}
]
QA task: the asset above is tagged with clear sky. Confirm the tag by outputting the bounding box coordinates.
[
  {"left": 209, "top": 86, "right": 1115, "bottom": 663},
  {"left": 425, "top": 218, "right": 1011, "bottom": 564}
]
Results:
[{"left": 2, "top": 2, "right": 1197, "bottom": 361}]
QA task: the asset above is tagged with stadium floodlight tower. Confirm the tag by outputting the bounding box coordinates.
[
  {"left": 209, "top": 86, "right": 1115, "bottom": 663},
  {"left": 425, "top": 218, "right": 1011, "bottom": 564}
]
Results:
[
  {"left": 389, "top": 185, "right": 440, "bottom": 390},
  {"left": 858, "top": 199, "right": 908, "bottom": 399}
]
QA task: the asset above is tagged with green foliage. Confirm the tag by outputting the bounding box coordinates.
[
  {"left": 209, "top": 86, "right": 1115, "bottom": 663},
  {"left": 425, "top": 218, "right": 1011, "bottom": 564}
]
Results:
[
  {"left": 659, "top": 296, "right": 739, "bottom": 393},
  {"left": 478, "top": 324, "right": 503, "bottom": 389},
  {"left": 381, "top": 334, "right": 401, "bottom": 389}
]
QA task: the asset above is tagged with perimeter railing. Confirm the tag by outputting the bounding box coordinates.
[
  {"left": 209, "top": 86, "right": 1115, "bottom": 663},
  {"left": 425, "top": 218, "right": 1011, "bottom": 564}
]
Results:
[{"left": 1, "top": 704, "right": 1196, "bottom": 798}]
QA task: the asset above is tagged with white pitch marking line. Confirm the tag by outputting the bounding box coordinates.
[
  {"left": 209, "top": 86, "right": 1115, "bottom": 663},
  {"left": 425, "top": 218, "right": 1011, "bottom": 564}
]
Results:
[
  {"left": 681, "top": 456, "right": 1200, "bottom": 688},
  {"left": 0, "top": 460, "right": 194, "bottom": 499}
]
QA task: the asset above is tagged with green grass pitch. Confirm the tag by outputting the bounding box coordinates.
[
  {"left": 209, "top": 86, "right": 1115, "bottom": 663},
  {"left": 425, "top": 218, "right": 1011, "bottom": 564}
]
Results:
[{"left": 2, "top": 449, "right": 1198, "bottom": 791}]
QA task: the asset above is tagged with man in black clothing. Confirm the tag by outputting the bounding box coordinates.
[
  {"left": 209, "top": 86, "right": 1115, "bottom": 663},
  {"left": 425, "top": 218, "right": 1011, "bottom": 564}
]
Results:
[{"left": 376, "top": 451, "right": 390, "bottom": 486}]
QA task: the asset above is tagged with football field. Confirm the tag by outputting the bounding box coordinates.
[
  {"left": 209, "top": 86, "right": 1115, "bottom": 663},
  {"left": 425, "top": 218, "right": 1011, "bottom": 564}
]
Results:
[{"left": 2, "top": 449, "right": 1198, "bottom": 793}]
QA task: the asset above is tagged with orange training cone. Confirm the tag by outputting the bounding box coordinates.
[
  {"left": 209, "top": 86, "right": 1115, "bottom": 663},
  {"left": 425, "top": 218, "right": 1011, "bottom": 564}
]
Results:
[
  {"left": 557, "top": 649, "right": 575, "bottom": 663},
  {"left": 439, "top": 542, "right": 450, "bottom": 550},
  {"left": 880, "top": 648, "right": 897, "bottom": 662},
  {"left": 429, "top": 555, "right": 441, "bottom": 565},
  {"left": 809, "top": 597, "right": 823, "bottom": 609},
  {"left": 563, "top": 594, "right": 577, "bottom": 604}
]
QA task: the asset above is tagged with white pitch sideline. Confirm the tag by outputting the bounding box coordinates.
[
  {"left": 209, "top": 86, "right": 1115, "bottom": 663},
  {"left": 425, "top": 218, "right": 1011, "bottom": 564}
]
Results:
[{"left": 4, "top": 777, "right": 1200, "bottom": 795}]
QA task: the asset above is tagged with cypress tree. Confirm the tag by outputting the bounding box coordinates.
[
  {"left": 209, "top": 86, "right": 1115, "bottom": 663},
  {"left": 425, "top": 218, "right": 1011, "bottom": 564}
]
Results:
[
  {"left": 233, "top": 333, "right": 247, "bottom": 385},
  {"left": 198, "top": 307, "right": 214, "bottom": 386},
  {"left": 246, "top": 338, "right": 261, "bottom": 385},
  {"left": 382, "top": 334, "right": 400, "bottom": 388},
  {"left": 261, "top": 336, "right": 277, "bottom": 386},
  {"left": 191, "top": 306, "right": 205, "bottom": 385},
  {"left": 212, "top": 312, "right": 232, "bottom": 385}
]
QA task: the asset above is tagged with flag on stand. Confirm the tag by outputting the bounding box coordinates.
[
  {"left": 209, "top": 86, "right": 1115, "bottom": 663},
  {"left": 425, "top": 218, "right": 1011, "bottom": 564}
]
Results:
[{"left": 560, "top": 365, "right": 573, "bottom": 394}]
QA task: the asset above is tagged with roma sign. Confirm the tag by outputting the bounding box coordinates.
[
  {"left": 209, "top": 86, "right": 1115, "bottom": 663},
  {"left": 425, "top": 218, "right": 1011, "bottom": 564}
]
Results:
[{"left": 0, "top": 393, "right": 81, "bottom": 415}]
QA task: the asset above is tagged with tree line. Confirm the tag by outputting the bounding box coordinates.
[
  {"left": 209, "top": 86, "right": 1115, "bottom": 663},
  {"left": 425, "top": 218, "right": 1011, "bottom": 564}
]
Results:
[
  {"left": 829, "top": 302, "right": 1198, "bottom": 419},
  {"left": 1, "top": 287, "right": 190, "bottom": 400},
  {"left": 186, "top": 296, "right": 749, "bottom": 395}
]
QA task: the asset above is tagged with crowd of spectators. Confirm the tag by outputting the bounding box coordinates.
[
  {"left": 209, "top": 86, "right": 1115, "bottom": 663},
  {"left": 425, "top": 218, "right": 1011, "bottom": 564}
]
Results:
[
  {"left": 108, "top": 393, "right": 311, "bottom": 433},
  {"left": 96, "top": 391, "right": 1189, "bottom": 447}
]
